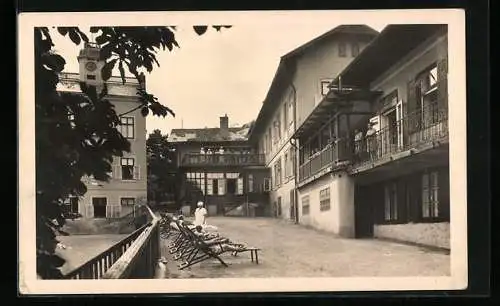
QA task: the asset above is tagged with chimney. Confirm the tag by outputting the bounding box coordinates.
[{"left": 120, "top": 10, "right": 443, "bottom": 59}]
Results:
[{"left": 220, "top": 114, "right": 229, "bottom": 138}]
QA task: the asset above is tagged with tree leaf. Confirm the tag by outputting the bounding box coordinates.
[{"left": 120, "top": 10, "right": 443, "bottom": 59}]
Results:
[
  {"left": 42, "top": 53, "right": 66, "bottom": 72},
  {"left": 101, "top": 59, "right": 117, "bottom": 81},
  {"left": 141, "top": 106, "right": 149, "bottom": 117},
  {"left": 57, "top": 27, "right": 68, "bottom": 36},
  {"left": 68, "top": 29, "right": 81, "bottom": 45},
  {"left": 193, "top": 26, "right": 208, "bottom": 36}
]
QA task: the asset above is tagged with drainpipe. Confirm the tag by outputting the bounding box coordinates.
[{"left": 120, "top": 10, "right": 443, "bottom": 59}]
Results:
[{"left": 288, "top": 82, "right": 300, "bottom": 225}]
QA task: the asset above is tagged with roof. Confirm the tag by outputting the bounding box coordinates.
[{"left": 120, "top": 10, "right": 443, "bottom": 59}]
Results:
[
  {"left": 169, "top": 124, "right": 253, "bottom": 143},
  {"left": 292, "top": 24, "right": 448, "bottom": 140},
  {"left": 248, "top": 25, "right": 379, "bottom": 142},
  {"left": 332, "top": 24, "right": 448, "bottom": 87}
]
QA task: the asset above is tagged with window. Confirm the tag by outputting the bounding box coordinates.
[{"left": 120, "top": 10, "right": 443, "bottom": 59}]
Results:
[
  {"left": 237, "top": 178, "right": 244, "bottom": 195},
  {"left": 289, "top": 147, "right": 295, "bottom": 177},
  {"left": 248, "top": 174, "right": 254, "bottom": 192},
  {"left": 121, "top": 158, "right": 135, "bottom": 180},
  {"left": 268, "top": 128, "right": 272, "bottom": 151},
  {"left": 288, "top": 94, "right": 294, "bottom": 127},
  {"left": 351, "top": 42, "right": 360, "bottom": 57},
  {"left": 63, "top": 196, "right": 79, "bottom": 214},
  {"left": 273, "top": 118, "right": 281, "bottom": 144},
  {"left": 186, "top": 172, "right": 205, "bottom": 195},
  {"left": 92, "top": 197, "right": 107, "bottom": 218},
  {"left": 207, "top": 173, "right": 225, "bottom": 195},
  {"left": 119, "top": 117, "right": 135, "bottom": 139},
  {"left": 302, "top": 195, "right": 310, "bottom": 215},
  {"left": 416, "top": 64, "right": 440, "bottom": 128},
  {"left": 274, "top": 158, "right": 282, "bottom": 187},
  {"left": 227, "top": 179, "right": 237, "bottom": 194},
  {"left": 384, "top": 182, "right": 398, "bottom": 221},
  {"left": 121, "top": 197, "right": 135, "bottom": 206},
  {"left": 284, "top": 153, "right": 289, "bottom": 179},
  {"left": 283, "top": 102, "right": 288, "bottom": 134},
  {"left": 319, "top": 187, "right": 331, "bottom": 211},
  {"left": 422, "top": 171, "right": 439, "bottom": 219},
  {"left": 338, "top": 42, "right": 347, "bottom": 57}
]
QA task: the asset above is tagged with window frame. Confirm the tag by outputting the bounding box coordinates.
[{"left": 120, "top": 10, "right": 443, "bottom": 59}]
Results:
[
  {"left": 120, "top": 157, "right": 135, "bottom": 180},
  {"left": 302, "top": 195, "right": 310, "bottom": 216},
  {"left": 319, "top": 187, "right": 331, "bottom": 211},
  {"left": 119, "top": 116, "right": 135, "bottom": 139},
  {"left": 120, "top": 197, "right": 135, "bottom": 207}
]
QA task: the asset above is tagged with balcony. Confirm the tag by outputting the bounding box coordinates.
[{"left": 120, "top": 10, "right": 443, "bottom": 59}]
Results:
[
  {"left": 352, "top": 103, "right": 448, "bottom": 167},
  {"left": 181, "top": 153, "right": 266, "bottom": 167},
  {"left": 298, "top": 138, "right": 351, "bottom": 183},
  {"left": 297, "top": 102, "right": 448, "bottom": 184}
]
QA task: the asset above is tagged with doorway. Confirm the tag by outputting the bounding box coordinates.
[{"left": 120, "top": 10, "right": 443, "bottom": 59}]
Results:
[
  {"left": 92, "top": 197, "right": 107, "bottom": 218},
  {"left": 354, "top": 184, "right": 374, "bottom": 238}
]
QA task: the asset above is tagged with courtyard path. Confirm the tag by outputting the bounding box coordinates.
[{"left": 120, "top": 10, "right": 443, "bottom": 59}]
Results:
[{"left": 161, "top": 217, "right": 449, "bottom": 278}]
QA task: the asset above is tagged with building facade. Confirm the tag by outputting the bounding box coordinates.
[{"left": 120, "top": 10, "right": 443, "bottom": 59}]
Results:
[
  {"left": 291, "top": 24, "right": 450, "bottom": 249},
  {"left": 248, "top": 25, "right": 379, "bottom": 222},
  {"left": 58, "top": 43, "right": 148, "bottom": 219},
  {"left": 170, "top": 115, "right": 270, "bottom": 216}
]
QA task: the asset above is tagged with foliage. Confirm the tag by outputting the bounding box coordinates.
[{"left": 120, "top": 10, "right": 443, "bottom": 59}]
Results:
[
  {"left": 146, "top": 129, "right": 178, "bottom": 205},
  {"left": 34, "top": 25, "right": 230, "bottom": 278}
]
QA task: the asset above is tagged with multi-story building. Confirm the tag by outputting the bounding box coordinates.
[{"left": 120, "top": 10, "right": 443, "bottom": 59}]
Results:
[
  {"left": 248, "top": 25, "right": 379, "bottom": 221},
  {"left": 169, "top": 115, "right": 270, "bottom": 216},
  {"left": 58, "top": 43, "right": 148, "bottom": 218},
  {"left": 291, "top": 24, "right": 450, "bottom": 249}
]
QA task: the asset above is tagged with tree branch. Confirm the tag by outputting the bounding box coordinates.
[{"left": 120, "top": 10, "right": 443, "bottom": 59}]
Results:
[{"left": 118, "top": 104, "right": 143, "bottom": 117}]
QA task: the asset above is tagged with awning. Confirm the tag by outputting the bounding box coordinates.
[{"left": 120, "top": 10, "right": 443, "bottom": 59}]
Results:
[{"left": 292, "top": 89, "right": 381, "bottom": 140}]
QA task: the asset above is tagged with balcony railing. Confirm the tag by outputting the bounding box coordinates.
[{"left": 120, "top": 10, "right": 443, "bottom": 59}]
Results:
[
  {"left": 352, "top": 103, "right": 448, "bottom": 165},
  {"left": 181, "top": 153, "right": 266, "bottom": 167},
  {"left": 298, "top": 138, "right": 351, "bottom": 182},
  {"left": 297, "top": 103, "right": 448, "bottom": 182},
  {"left": 63, "top": 205, "right": 160, "bottom": 279}
]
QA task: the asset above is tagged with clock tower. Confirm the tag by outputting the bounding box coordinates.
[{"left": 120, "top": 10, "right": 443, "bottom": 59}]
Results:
[{"left": 77, "top": 42, "right": 105, "bottom": 87}]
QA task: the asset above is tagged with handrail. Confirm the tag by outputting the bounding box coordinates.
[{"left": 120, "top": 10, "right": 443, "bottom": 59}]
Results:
[
  {"left": 181, "top": 153, "right": 265, "bottom": 166},
  {"left": 297, "top": 103, "right": 448, "bottom": 182},
  {"left": 63, "top": 204, "right": 161, "bottom": 279}
]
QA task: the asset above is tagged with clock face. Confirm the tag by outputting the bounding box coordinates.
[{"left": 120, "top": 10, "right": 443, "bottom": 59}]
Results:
[{"left": 85, "top": 61, "right": 97, "bottom": 72}]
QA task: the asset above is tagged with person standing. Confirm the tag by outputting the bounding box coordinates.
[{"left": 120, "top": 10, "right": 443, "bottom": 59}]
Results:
[{"left": 194, "top": 201, "right": 208, "bottom": 226}]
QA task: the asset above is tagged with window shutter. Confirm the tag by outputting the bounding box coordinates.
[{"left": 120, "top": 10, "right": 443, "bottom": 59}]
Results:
[
  {"left": 218, "top": 179, "right": 225, "bottom": 195},
  {"left": 407, "top": 79, "right": 418, "bottom": 133},
  {"left": 437, "top": 56, "right": 448, "bottom": 113},
  {"left": 134, "top": 166, "right": 140, "bottom": 180},
  {"left": 237, "top": 178, "right": 244, "bottom": 195}
]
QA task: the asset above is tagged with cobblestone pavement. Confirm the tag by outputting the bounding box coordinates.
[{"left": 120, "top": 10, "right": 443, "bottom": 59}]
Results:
[{"left": 161, "top": 217, "right": 450, "bottom": 278}]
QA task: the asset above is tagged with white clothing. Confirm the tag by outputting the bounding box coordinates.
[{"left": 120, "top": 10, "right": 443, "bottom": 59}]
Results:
[{"left": 194, "top": 207, "right": 208, "bottom": 226}]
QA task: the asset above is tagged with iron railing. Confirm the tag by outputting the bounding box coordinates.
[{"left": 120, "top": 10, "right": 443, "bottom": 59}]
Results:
[
  {"left": 298, "top": 138, "right": 351, "bottom": 182},
  {"left": 181, "top": 153, "right": 265, "bottom": 167},
  {"left": 352, "top": 103, "right": 448, "bottom": 165},
  {"left": 297, "top": 103, "right": 448, "bottom": 182},
  {"left": 63, "top": 205, "right": 161, "bottom": 279}
]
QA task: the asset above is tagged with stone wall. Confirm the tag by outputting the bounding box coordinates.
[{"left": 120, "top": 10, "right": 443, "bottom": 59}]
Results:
[{"left": 374, "top": 222, "right": 450, "bottom": 249}]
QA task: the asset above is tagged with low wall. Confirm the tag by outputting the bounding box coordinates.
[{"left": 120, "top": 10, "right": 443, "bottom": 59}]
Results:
[{"left": 374, "top": 222, "right": 450, "bottom": 249}]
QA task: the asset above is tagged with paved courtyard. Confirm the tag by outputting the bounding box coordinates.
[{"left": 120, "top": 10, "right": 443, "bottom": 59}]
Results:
[
  {"left": 162, "top": 217, "right": 450, "bottom": 278},
  {"left": 56, "top": 234, "right": 128, "bottom": 275}
]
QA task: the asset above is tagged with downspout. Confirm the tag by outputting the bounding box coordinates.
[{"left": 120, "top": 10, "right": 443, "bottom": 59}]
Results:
[{"left": 287, "top": 82, "right": 300, "bottom": 225}]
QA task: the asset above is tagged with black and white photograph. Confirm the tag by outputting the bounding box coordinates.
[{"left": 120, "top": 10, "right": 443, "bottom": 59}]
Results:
[{"left": 18, "top": 9, "right": 468, "bottom": 294}]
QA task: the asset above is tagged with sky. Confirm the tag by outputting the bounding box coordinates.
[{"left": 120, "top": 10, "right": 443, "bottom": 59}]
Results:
[{"left": 51, "top": 20, "right": 388, "bottom": 136}]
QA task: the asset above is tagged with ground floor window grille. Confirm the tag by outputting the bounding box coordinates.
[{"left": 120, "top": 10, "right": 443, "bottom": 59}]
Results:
[
  {"left": 319, "top": 187, "right": 331, "bottom": 211},
  {"left": 384, "top": 182, "right": 398, "bottom": 221},
  {"left": 422, "top": 171, "right": 439, "bottom": 218},
  {"left": 302, "top": 195, "right": 310, "bottom": 215},
  {"left": 121, "top": 197, "right": 135, "bottom": 206}
]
